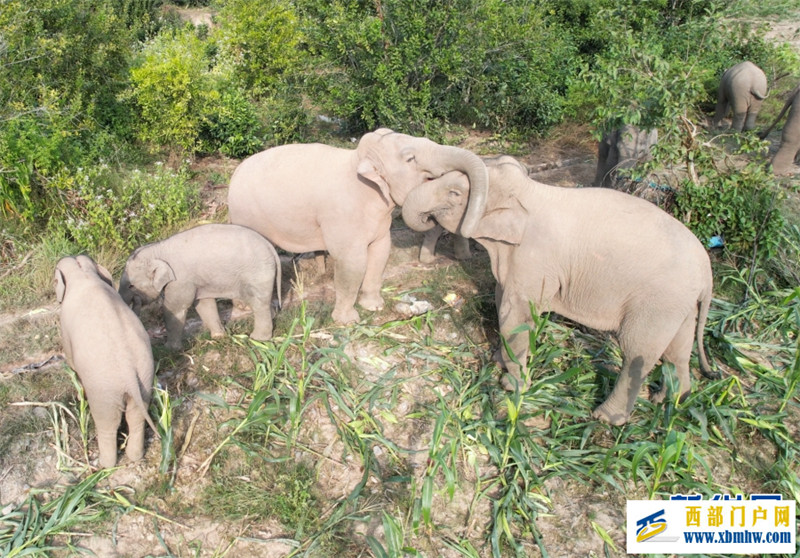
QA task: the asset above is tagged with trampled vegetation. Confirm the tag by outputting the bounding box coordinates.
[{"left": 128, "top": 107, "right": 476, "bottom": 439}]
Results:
[{"left": 1, "top": 0, "right": 799, "bottom": 556}]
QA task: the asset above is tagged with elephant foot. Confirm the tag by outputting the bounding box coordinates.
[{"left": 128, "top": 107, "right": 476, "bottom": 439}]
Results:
[
  {"left": 591, "top": 402, "right": 629, "bottom": 426},
  {"left": 332, "top": 307, "right": 360, "bottom": 325},
  {"left": 358, "top": 294, "right": 385, "bottom": 312},
  {"left": 210, "top": 330, "right": 226, "bottom": 340},
  {"left": 500, "top": 372, "right": 527, "bottom": 392},
  {"left": 250, "top": 329, "right": 273, "bottom": 342},
  {"left": 165, "top": 340, "right": 183, "bottom": 351},
  {"left": 419, "top": 251, "right": 436, "bottom": 265}
]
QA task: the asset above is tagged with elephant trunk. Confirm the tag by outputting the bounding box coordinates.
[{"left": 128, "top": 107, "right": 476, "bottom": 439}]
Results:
[
  {"left": 402, "top": 173, "right": 460, "bottom": 233},
  {"left": 433, "top": 146, "right": 487, "bottom": 238}
]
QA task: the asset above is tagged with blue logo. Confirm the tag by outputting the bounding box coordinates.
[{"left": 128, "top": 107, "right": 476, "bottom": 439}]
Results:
[{"left": 637, "top": 509, "right": 667, "bottom": 542}]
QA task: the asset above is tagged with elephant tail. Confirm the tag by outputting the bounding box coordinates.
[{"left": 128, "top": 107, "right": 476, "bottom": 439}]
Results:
[
  {"left": 267, "top": 241, "right": 282, "bottom": 309},
  {"left": 751, "top": 86, "right": 767, "bottom": 101},
  {"left": 696, "top": 288, "right": 718, "bottom": 380},
  {"left": 131, "top": 381, "right": 161, "bottom": 439}
]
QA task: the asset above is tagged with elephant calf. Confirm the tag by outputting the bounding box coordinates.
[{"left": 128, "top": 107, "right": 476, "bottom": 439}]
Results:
[
  {"left": 712, "top": 61, "right": 768, "bottom": 133},
  {"left": 120, "top": 223, "right": 282, "bottom": 350},
  {"left": 403, "top": 157, "right": 715, "bottom": 425},
  {"left": 55, "top": 255, "right": 157, "bottom": 468}
]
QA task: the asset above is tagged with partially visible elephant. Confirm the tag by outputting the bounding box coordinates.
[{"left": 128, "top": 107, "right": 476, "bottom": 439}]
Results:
[
  {"left": 120, "top": 224, "right": 282, "bottom": 350},
  {"left": 417, "top": 156, "right": 528, "bottom": 263},
  {"left": 593, "top": 125, "right": 658, "bottom": 188},
  {"left": 712, "top": 61, "right": 768, "bottom": 132},
  {"left": 402, "top": 157, "right": 715, "bottom": 425},
  {"left": 55, "top": 255, "right": 157, "bottom": 468},
  {"left": 227, "top": 128, "right": 488, "bottom": 324},
  {"left": 759, "top": 83, "right": 800, "bottom": 175}
]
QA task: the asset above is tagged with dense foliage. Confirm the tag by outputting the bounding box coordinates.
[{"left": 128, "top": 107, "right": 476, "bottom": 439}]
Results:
[{"left": 0, "top": 0, "right": 798, "bottom": 266}]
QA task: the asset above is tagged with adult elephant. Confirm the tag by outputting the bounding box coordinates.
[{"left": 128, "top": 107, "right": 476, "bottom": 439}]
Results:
[
  {"left": 712, "top": 61, "right": 768, "bottom": 133},
  {"left": 227, "top": 128, "right": 487, "bottom": 324},
  {"left": 402, "top": 156, "right": 715, "bottom": 425},
  {"left": 759, "top": 83, "right": 800, "bottom": 175}
]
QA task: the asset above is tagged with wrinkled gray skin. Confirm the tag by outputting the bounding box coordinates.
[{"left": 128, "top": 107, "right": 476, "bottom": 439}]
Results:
[
  {"left": 227, "top": 128, "right": 488, "bottom": 324},
  {"left": 55, "top": 255, "right": 156, "bottom": 468},
  {"left": 403, "top": 158, "right": 715, "bottom": 425},
  {"left": 712, "top": 61, "right": 768, "bottom": 132},
  {"left": 593, "top": 125, "right": 658, "bottom": 188},
  {"left": 120, "top": 224, "right": 282, "bottom": 351},
  {"left": 759, "top": 83, "right": 800, "bottom": 175}
]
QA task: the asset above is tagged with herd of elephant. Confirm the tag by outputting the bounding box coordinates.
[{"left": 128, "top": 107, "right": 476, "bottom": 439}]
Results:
[{"left": 55, "top": 58, "right": 799, "bottom": 469}]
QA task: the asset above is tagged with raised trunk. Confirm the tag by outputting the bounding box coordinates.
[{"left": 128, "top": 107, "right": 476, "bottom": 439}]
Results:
[{"left": 433, "top": 146, "right": 487, "bottom": 238}]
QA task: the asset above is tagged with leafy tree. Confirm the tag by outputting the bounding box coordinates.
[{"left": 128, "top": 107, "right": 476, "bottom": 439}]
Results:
[
  {"left": 0, "top": 0, "right": 161, "bottom": 220},
  {"left": 296, "top": 0, "right": 578, "bottom": 136},
  {"left": 214, "top": 0, "right": 305, "bottom": 96}
]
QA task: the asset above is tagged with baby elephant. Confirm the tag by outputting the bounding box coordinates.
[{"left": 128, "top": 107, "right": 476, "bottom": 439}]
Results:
[
  {"left": 55, "top": 255, "right": 157, "bottom": 468},
  {"left": 120, "top": 224, "right": 282, "bottom": 350}
]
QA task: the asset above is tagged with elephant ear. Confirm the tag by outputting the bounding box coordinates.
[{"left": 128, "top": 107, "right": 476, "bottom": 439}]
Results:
[
  {"left": 95, "top": 264, "right": 114, "bottom": 288},
  {"left": 54, "top": 268, "right": 67, "bottom": 303},
  {"left": 356, "top": 158, "right": 392, "bottom": 205},
  {"left": 471, "top": 202, "right": 526, "bottom": 246},
  {"left": 149, "top": 259, "right": 176, "bottom": 293}
]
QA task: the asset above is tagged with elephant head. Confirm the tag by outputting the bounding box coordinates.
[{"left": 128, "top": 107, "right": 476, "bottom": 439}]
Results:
[
  {"left": 119, "top": 250, "right": 176, "bottom": 312},
  {"left": 354, "top": 129, "right": 489, "bottom": 238},
  {"left": 55, "top": 255, "right": 114, "bottom": 303},
  {"left": 402, "top": 158, "right": 526, "bottom": 245}
]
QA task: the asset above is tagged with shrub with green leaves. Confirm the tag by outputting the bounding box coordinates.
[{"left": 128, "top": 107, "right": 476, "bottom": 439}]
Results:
[
  {"left": 214, "top": 0, "right": 305, "bottom": 97},
  {"left": 53, "top": 164, "right": 198, "bottom": 253},
  {"left": 127, "top": 25, "right": 267, "bottom": 156},
  {"left": 673, "top": 161, "right": 784, "bottom": 263},
  {"left": 296, "top": 0, "right": 578, "bottom": 136}
]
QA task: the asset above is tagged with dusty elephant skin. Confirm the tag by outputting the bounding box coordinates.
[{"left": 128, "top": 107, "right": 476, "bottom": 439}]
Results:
[
  {"left": 402, "top": 158, "right": 716, "bottom": 426},
  {"left": 712, "top": 61, "right": 768, "bottom": 133},
  {"left": 120, "top": 223, "right": 282, "bottom": 351},
  {"left": 593, "top": 125, "right": 658, "bottom": 188},
  {"left": 227, "top": 127, "right": 488, "bottom": 325},
  {"left": 760, "top": 83, "right": 800, "bottom": 175},
  {"left": 55, "top": 255, "right": 157, "bottom": 468}
]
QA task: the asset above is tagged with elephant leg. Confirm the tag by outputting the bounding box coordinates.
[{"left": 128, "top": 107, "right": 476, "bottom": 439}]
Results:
[
  {"left": 329, "top": 249, "right": 367, "bottom": 324},
  {"left": 89, "top": 400, "right": 122, "bottom": 468},
  {"left": 651, "top": 311, "right": 696, "bottom": 404},
  {"left": 358, "top": 233, "right": 390, "bottom": 312},
  {"left": 743, "top": 99, "right": 763, "bottom": 131},
  {"left": 592, "top": 314, "right": 678, "bottom": 425},
  {"left": 453, "top": 235, "right": 471, "bottom": 260},
  {"left": 247, "top": 294, "right": 274, "bottom": 341},
  {"left": 162, "top": 283, "right": 196, "bottom": 350},
  {"left": 195, "top": 298, "right": 225, "bottom": 339},
  {"left": 730, "top": 109, "right": 748, "bottom": 133},
  {"left": 420, "top": 225, "right": 444, "bottom": 264},
  {"left": 124, "top": 402, "right": 146, "bottom": 462},
  {"left": 772, "top": 144, "right": 798, "bottom": 174},
  {"left": 711, "top": 97, "right": 728, "bottom": 129},
  {"left": 497, "top": 289, "right": 538, "bottom": 391}
]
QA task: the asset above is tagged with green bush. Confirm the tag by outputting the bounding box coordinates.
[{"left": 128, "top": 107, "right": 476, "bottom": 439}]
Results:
[
  {"left": 673, "top": 160, "right": 784, "bottom": 263},
  {"left": 214, "top": 0, "right": 305, "bottom": 96},
  {"left": 53, "top": 165, "right": 199, "bottom": 253},
  {"left": 127, "top": 26, "right": 267, "bottom": 156},
  {"left": 296, "top": 0, "right": 578, "bottom": 136}
]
